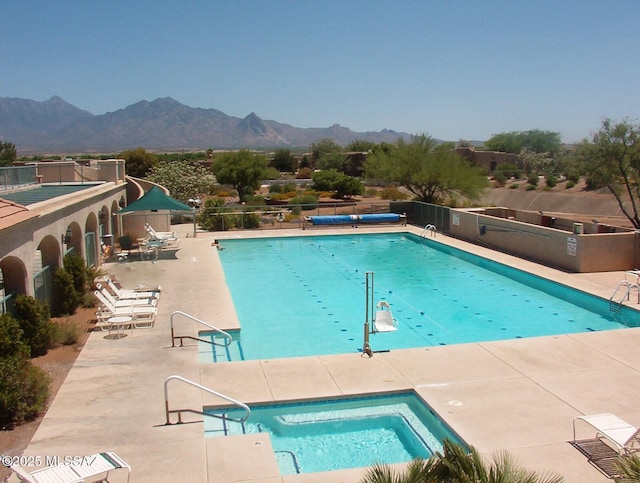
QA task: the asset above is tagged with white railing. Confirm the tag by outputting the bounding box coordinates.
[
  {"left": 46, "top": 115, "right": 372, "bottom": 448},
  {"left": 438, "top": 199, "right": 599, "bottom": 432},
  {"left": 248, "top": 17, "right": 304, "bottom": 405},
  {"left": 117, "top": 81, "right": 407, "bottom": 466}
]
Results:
[
  {"left": 170, "top": 310, "right": 232, "bottom": 347},
  {"left": 164, "top": 375, "right": 250, "bottom": 425}
]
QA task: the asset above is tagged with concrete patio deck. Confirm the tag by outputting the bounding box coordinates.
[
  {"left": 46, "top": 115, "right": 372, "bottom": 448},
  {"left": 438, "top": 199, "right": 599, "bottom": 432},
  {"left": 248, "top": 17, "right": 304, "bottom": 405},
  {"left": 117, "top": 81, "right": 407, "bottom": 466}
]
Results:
[{"left": 12, "top": 225, "right": 640, "bottom": 482}]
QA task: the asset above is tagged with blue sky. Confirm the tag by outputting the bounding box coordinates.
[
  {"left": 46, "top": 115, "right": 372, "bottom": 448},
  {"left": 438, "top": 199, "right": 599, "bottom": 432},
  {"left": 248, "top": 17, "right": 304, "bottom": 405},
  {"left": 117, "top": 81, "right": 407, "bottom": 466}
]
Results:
[{"left": 2, "top": 0, "right": 639, "bottom": 144}]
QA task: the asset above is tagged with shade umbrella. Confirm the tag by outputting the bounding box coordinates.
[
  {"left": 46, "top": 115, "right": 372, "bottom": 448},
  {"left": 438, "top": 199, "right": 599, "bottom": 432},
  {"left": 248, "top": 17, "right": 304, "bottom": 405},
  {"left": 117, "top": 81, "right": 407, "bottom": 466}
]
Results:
[
  {"left": 118, "top": 186, "right": 193, "bottom": 213},
  {"left": 118, "top": 186, "right": 196, "bottom": 237}
]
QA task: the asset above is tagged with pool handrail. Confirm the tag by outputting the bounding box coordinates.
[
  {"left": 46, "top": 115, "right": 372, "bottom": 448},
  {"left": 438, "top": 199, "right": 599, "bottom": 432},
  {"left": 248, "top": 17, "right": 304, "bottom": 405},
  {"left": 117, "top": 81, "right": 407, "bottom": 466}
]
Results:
[
  {"left": 170, "top": 310, "right": 232, "bottom": 348},
  {"left": 164, "top": 375, "right": 251, "bottom": 425}
]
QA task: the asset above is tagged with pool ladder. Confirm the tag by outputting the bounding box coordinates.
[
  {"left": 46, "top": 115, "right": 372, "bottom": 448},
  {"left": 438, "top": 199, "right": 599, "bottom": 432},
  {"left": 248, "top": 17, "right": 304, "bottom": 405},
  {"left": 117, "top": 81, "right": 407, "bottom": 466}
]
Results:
[
  {"left": 170, "top": 310, "right": 233, "bottom": 348},
  {"left": 420, "top": 224, "right": 437, "bottom": 238},
  {"left": 163, "top": 375, "right": 251, "bottom": 426},
  {"left": 609, "top": 280, "right": 640, "bottom": 313}
]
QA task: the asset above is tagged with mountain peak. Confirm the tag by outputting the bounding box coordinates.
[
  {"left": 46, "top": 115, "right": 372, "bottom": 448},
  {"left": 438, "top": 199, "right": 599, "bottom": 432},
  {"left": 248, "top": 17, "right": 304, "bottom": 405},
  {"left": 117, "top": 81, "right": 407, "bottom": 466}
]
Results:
[{"left": 1, "top": 96, "right": 411, "bottom": 153}]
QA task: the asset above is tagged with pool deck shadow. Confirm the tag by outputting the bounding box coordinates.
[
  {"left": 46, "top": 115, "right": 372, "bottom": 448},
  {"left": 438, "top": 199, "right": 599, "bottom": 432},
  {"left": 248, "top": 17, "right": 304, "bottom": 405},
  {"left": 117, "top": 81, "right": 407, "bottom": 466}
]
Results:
[{"left": 13, "top": 225, "right": 640, "bottom": 482}]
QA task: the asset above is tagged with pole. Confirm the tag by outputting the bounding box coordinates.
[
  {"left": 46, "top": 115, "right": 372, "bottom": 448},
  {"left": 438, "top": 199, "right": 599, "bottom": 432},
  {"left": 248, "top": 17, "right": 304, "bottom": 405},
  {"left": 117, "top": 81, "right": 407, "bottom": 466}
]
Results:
[{"left": 363, "top": 272, "right": 373, "bottom": 357}]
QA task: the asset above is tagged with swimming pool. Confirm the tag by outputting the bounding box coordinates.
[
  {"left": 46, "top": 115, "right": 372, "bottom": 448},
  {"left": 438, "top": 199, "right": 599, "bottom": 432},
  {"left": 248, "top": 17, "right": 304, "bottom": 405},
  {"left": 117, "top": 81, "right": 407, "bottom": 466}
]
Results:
[
  {"left": 202, "top": 233, "right": 640, "bottom": 362},
  {"left": 205, "top": 392, "right": 464, "bottom": 474}
]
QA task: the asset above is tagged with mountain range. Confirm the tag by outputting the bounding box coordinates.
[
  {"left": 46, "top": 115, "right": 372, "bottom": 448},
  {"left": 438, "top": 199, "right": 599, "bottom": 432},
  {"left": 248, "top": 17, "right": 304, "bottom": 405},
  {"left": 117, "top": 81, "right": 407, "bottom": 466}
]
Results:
[{"left": 0, "top": 96, "right": 412, "bottom": 154}]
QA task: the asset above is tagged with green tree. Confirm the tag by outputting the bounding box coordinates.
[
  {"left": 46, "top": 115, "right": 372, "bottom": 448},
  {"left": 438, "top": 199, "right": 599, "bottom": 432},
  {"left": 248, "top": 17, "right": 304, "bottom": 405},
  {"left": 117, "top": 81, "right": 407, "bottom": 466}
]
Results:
[
  {"left": 519, "top": 148, "right": 553, "bottom": 177},
  {"left": 271, "top": 149, "right": 297, "bottom": 173},
  {"left": 0, "top": 140, "right": 17, "bottom": 166},
  {"left": 311, "top": 138, "right": 343, "bottom": 163},
  {"left": 146, "top": 159, "right": 214, "bottom": 203},
  {"left": 361, "top": 439, "right": 564, "bottom": 483},
  {"left": 579, "top": 118, "right": 640, "bottom": 228},
  {"left": 365, "top": 134, "right": 489, "bottom": 204},
  {"left": 485, "top": 130, "right": 561, "bottom": 154},
  {"left": 317, "top": 152, "right": 347, "bottom": 171},
  {"left": 120, "top": 148, "right": 158, "bottom": 178},
  {"left": 312, "top": 169, "right": 364, "bottom": 199},
  {"left": 212, "top": 150, "right": 277, "bottom": 203}
]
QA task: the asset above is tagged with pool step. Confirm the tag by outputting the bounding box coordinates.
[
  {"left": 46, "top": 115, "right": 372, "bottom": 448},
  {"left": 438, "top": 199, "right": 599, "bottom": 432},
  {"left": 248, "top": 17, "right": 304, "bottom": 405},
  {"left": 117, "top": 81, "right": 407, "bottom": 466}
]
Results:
[
  {"left": 205, "top": 414, "right": 247, "bottom": 436},
  {"left": 211, "top": 336, "right": 245, "bottom": 362}
]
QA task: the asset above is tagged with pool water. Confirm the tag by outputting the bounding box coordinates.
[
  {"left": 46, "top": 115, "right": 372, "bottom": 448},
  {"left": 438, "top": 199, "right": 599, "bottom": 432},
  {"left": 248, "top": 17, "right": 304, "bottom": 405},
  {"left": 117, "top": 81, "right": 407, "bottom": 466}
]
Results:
[
  {"left": 205, "top": 392, "right": 463, "bottom": 474},
  {"left": 202, "top": 233, "right": 640, "bottom": 362}
]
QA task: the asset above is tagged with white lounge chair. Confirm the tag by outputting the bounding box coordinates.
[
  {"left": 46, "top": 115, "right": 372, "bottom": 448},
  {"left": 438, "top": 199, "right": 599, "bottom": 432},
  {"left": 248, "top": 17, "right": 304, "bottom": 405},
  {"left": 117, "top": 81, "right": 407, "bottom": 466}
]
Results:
[
  {"left": 573, "top": 413, "right": 640, "bottom": 456},
  {"left": 373, "top": 301, "right": 397, "bottom": 332},
  {"left": 145, "top": 222, "right": 177, "bottom": 241},
  {"left": 103, "top": 277, "right": 160, "bottom": 300},
  {"left": 12, "top": 451, "right": 130, "bottom": 483},
  {"left": 95, "top": 284, "right": 157, "bottom": 307},
  {"left": 93, "top": 289, "right": 157, "bottom": 326}
]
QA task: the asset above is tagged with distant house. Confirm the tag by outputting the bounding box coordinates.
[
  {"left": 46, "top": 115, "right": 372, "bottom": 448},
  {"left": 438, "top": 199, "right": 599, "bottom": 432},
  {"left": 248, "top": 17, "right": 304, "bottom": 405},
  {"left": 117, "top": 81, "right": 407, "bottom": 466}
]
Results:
[{"left": 455, "top": 146, "right": 519, "bottom": 174}]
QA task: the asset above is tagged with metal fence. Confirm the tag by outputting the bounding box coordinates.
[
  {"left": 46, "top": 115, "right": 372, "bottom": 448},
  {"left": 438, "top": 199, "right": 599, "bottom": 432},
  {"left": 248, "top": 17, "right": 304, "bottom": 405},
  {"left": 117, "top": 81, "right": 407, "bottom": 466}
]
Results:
[{"left": 197, "top": 200, "right": 450, "bottom": 233}]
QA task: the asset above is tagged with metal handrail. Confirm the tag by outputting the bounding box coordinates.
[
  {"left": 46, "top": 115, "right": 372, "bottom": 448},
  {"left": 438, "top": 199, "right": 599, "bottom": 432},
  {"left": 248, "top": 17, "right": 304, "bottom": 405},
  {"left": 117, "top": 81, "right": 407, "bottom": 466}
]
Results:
[
  {"left": 610, "top": 280, "right": 640, "bottom": 305},
  {"left": 164, "top": 375, "right": 250, "bottom": 425},
  {"left": 170, "top": 310, "right": 232, "bottom": 347},
  {"left": 420, "top": 224, "right": 437, "bottom": 238}
]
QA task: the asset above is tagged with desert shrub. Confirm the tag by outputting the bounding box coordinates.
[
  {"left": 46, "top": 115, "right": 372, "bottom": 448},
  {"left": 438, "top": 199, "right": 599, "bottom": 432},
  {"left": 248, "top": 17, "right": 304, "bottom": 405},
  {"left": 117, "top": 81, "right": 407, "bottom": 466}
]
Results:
[
  {"left": 0, "top": 314, "right": 28, "bottom": 359},
  {"left": 527, "top": 174, "right": 539, "bottom": 186},
  {"left": 526, "top": 184, "right": 537, "bottom": 191},
  {"left": 509, "top": 183, "right": 519, "bottom": 189},
  {"left": 364, "top": 187, "right": 379, "bottom": 197},
  {"left": 63, "top": 253, "right": 87, "bottom": 295},
  {"left": 295, "top": 167, "right": 313, "bottom": 179},
  {"left": 565, "top": 180, "right": 576, "bottom": 189},
  {"left": 0, "top": 314, "right": 51, "bottom": 428},
  {"left": 52, "top": 267, "right": 82, "bottom": 317},
  {"left": 380, "top": 186, "right": 408, "bottom": 200},
  {"left": 269, "top": 184, "right": 283, "bottom": 194},
  {"left": 54, "top": 319, "right": 82, "bottom": 346},
  {"left": 13, "top": 295, "right": 55, "bottom": 357},
  {"left": 493, "top": 171, "right": 506, "bottom": 186},
  {"left": 545, "top": 174, "right": 557, "bottom": 188},
  {"left": 0, "top": 357, "right": 51, "bottom": 428},
  {"left": 289, "top": 194, "right": 319, "bottom": 214}
]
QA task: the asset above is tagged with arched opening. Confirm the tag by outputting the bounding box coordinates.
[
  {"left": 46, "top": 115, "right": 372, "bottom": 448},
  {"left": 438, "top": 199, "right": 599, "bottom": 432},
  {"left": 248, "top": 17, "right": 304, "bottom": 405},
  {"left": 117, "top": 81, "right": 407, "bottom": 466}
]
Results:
[
  {"left": 0, "top": 256, "right": 27, "bottom": 316},
  {"left": 62, "top": 221, "right": 83, "bottom": 257},
  {"left": 85, "top": 212, "right": 99, "bottom": 267},
  {"left": 34, "top": 235, "right": 61, "bottom": 308}
]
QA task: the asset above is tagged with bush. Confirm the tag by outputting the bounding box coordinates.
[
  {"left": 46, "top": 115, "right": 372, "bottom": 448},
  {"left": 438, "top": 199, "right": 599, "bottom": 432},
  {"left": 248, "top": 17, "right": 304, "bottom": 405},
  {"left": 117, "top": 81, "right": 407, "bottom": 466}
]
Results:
[
  {"left": 0, "top": 314, "right": 51, "bottom": 429},
  {"left": 509, "top": 183, "right": 519, "bottom": 189},
  {"left": 64, "top": 253, "right": 87, "bottom": 291},
  {"left": 52, "top": 267, "right": 82, "bottom": 317},
  {"left": 526, "top": 184, "right": 537, "bottom": 191},
  {"left": 54, "top": 319, "right": 82, "bottom": 346},
  {"left": 13, "top": 295, "right": 55, "bottom": 357},
  {"left": 0, "top": 357, "right": 51, "bottom": 428},
  {"left": 289, "top": 194, "right": 319, "bottom": 214},
  {"left": 565, "top": 180, "right": 576, "bottom": 189},
  {"left": 527, "top": 174, "right": 539, "bottom": 186},
  {"left": 380, "top": 186, "right": 408, "bottom": 200},
  {"left": 493, "top": 171, "right": 506, "bottom": 186},
  {"left": 545, "top": 174, "right": 557, "bottom": 188}
]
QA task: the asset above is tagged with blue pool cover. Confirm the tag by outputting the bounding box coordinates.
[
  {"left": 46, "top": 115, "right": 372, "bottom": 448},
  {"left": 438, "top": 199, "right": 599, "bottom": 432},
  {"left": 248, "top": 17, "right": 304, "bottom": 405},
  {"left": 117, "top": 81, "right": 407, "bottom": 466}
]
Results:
[{"left": 309, "top": 213, "right": 401, "bottom": 225}]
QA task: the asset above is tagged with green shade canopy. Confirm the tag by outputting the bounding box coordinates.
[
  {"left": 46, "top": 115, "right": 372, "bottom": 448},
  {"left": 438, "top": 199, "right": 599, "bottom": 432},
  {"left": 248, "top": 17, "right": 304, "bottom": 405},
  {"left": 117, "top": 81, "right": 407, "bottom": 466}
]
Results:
[{"left": 118, "top": 186, "right": 193, "bottom": 213}]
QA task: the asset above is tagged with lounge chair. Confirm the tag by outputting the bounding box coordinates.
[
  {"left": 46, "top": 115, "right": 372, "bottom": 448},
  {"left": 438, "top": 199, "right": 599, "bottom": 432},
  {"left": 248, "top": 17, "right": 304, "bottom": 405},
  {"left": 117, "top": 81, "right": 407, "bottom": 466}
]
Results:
[
  {"left": 105, "top": 278, "right": 160, "bottom": 300},
  {"left": 373, "top": 301, "right": 397, "bottom": 332},
  {"left": 144, "top": 222, "right": 177, "bottom": 241},
  {"left": 95, "top": 284, "right": 157, "bottom": 307},
  {"left": 93, "top": 289, "right": 157, "bottom": 326},
  {"left": 573, "top": 413, "right": 640, "bottom": 456},
  {"left": 11, "top": 451, "right": 130, "bottom": 483}
]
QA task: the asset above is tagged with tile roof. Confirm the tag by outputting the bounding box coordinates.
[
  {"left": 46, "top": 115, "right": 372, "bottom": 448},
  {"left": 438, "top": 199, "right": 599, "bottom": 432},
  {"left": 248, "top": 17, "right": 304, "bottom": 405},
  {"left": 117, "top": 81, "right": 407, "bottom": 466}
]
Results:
[{"left": 0, "top": 198, "right": 37, "bottom": 230}]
